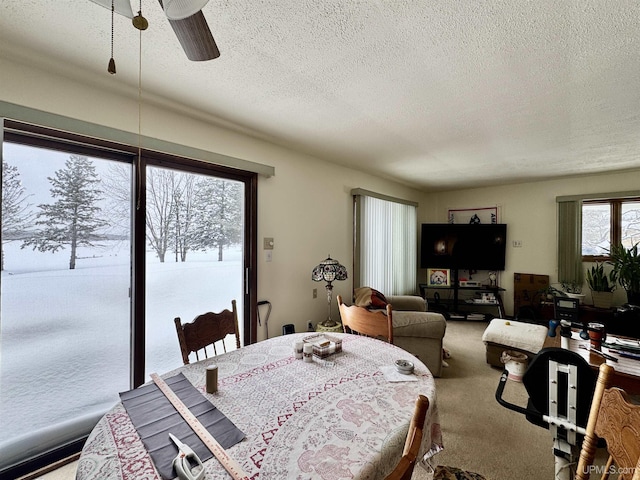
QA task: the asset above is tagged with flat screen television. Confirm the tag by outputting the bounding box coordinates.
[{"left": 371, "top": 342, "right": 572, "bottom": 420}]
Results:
[{"left": 420, "top": 223, "right": 507, "bottom": 271}]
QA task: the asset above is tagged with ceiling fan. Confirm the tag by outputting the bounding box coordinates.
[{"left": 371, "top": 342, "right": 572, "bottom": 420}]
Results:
[{"left": 89, "top": 0, "right": 220, "bottom": 61}]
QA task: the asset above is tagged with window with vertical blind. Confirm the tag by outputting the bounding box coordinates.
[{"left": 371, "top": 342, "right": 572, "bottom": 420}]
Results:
[{"left": 352, "top": 189, "right": 417, "bottom": 295}]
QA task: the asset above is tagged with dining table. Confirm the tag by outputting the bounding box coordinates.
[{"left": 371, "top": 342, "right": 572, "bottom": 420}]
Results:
[{"left": 76, "top": 332, "right": 442, "bottom": 480}]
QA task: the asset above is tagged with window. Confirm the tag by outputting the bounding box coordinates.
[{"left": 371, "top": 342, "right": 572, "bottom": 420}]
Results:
[
  {"left": 0, "top": 119, "right": 258, "bottom": 477},
  {"left": 352, "top": 189, "right": 417, "bottom": 295},
  {"left": 582, "top": 198, "right": 640, "bottom": 258}
]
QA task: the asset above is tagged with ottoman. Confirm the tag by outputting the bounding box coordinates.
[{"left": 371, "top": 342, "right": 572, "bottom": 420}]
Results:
[{"left": 482, "top": 319, "right": 548, "bottom": 368}]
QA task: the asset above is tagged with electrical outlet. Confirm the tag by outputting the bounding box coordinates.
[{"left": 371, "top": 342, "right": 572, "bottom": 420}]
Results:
[
  {"left": 313, "top": 288, "right": 317, "bottom": 299},
  {"left": 512, "top": 240, "right": 523, "bottom": 248}
]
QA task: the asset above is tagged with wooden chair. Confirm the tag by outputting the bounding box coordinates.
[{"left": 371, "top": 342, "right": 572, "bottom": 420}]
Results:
[
  {"left": 385, "top": 395, "right": 429, "bottom": 480},
  {"left": 382, "top": 393, "right": 489, "bottom": 480},
  {"left": 174, "top": 300, "right": 240, "bottom": 365},
  {"left": 576, "top": 363, "right": 640, "bottom": 480},
  {"left": 337, "top": 295, "right": 393, "bottom": 343}
]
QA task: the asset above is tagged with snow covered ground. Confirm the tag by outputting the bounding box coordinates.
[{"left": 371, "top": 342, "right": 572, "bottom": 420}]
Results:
[{"left": 0, "top": 241, "right": 243, "bottom": 442}]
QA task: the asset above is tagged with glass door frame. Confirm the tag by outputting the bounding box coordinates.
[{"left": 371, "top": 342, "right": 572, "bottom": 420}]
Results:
[
  {"left": 1, "top": 119, "right": 258, "bottom": 475},
  {"left": 133, "top": 151, "right": 258, "bottom": 387}
]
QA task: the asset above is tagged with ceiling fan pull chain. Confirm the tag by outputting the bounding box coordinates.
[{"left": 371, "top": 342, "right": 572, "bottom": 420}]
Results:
[
  {"left": 134, "top": 0, "right": 147, "bottom": 211},
  {"left": 107, "top": 0, "right": 116, "bottom": 74},
  {"left": 132, "top": 0, "right": 149, "bottom": 31}
]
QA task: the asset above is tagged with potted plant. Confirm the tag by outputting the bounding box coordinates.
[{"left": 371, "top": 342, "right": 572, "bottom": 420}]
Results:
[
  {"left": 607, "top": 243, "right": 640, "bottom": 305},
  {"left": 586, "top": 262, "right": 616, "bottom": 309},
  {"left": 559, "top": 281, "right": 585, "bottom": 304},
  {"left": 538, "top": 285, "right": 564, "bottom": 302}
]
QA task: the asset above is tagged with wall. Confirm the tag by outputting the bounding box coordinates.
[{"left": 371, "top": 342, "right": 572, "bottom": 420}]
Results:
[
  {"left": 1, "top": 55, "right": 423, "bottom": 340},
  {"left": 420, "top": 170, "right": 640, "bottom": 316}
]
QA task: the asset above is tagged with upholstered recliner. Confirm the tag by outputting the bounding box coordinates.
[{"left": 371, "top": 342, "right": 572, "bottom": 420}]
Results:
[{"left": 351, "top": 288, "right": 447, "bottom": 377}]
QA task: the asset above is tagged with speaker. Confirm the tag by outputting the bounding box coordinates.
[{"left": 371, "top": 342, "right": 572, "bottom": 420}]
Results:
[{"left": 282, "top": 324, "right": 295, "bottom": 335}]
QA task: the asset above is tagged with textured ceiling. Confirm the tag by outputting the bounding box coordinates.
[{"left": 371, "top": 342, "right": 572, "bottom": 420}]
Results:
[{"left": 1, "top": 1, "right": 640, "bottom": 191}]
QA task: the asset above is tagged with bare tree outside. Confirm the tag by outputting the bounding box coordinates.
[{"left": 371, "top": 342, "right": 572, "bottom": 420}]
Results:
[
  {"left": 146, "top": 168, "right": 176, "bottom": 263},
  {"left": 101, "top": 162, "right": 132, "bottom": 236},
  {"left": 1, "top": 161, "right": 33, "bottom": 270},
  {"left": 170, "top": 173, "right": 199, "bottom": 262},
  {"left": 582, "top": 203, "right": 610, "bottom": 255},
  {"left": 621, "top": 201, "right": 640, "bottom": 248},
  {"left": 130, "top": 166, "right": 243, "bottom": 263},
  {"left": 582, "top": 201, "right": 640, "bottom": 256}
]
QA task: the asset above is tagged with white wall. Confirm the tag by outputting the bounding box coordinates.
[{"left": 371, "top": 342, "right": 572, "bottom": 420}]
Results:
[
  {"left": 420, "top": 170, "right": 640, "bottom": 316},
  {"left": 1, "top": 56, "right": 423, "bottom": 339}
]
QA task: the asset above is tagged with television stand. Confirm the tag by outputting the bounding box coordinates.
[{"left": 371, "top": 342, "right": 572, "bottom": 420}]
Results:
[{"left": 419, "top": 282, "right": 506, "bottom": 319}]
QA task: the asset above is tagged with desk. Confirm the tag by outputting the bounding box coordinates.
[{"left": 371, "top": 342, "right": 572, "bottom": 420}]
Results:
[{"left": 77, "top": 333, "right": 441, "bottom": 480}]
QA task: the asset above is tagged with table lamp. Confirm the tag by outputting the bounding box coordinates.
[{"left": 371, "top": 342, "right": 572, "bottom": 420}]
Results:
[{"left": 312, "top": 255, "right": 348, "bottom": 328}]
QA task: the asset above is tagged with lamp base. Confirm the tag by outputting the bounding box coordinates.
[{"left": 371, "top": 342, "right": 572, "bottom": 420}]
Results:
[{"left": 319, "top": 318, "right": 338, "bottom": 328}]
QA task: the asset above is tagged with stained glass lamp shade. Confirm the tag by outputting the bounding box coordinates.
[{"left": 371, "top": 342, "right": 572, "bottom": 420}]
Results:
[{"left": 312, "top": 256, "right": 348, "bottom": 327}]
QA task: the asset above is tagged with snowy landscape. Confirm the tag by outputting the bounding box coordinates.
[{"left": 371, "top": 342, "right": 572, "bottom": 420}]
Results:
[{"left": 0, "top": 241, "right": 243, "bottom": 443}]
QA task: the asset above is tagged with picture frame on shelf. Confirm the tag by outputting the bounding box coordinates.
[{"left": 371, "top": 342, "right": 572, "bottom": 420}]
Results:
[{"left": 427, "top": 268, "right": 451, "bottom": 287}]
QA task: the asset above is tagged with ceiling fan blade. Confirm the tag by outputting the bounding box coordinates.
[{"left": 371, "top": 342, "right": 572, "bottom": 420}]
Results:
[{"left": 157, "top": 0, "right": 220, "bottom": 61}]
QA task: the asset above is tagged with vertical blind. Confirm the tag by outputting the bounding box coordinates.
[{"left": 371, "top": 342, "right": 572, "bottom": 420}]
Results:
[
  {"left": 353, "top": 190, "right": 417, "bottom": 295},
  {"left": 557, "top": 199, "right": 583, "bottom": 285}
]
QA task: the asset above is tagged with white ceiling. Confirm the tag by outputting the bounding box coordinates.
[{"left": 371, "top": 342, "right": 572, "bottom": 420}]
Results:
[{"left": 2, "top": 1, "right": 640, "bottom": 191}]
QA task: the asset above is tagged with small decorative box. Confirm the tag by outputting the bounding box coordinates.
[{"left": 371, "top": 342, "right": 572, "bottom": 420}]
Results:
[{"left": 303, "top": 334, "right": 343, "bottom": 359}]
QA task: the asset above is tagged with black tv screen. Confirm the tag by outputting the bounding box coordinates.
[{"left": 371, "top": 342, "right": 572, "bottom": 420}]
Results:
[{"left": 420, "top": 223, "right": 507, "bottom": 270}]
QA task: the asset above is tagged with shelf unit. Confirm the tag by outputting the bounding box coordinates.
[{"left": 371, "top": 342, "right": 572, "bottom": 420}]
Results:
[{"left": 419, "top": 282, "right": 506, "bottom": 320}]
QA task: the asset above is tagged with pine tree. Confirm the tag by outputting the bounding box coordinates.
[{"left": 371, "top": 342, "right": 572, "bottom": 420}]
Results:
[
  {"left": 193, "top": 178, "right": 242, "bottom": 261},
  {"left": 22, "top": 155, "right": 107, "bottom": 269},
  {"left": 1, "top": 161, "right": 33, "bottom": 270}
]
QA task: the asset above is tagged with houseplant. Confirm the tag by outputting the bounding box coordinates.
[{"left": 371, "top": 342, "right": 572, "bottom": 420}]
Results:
[
  {"left": 607, "top": 243, "right": 640, "bottom": 305},
  {"left": 559, "top": 281, "right": 585, "bottom": 303},
  {"left": 586, "top": 262, "right": 616, "bottom": 309}
]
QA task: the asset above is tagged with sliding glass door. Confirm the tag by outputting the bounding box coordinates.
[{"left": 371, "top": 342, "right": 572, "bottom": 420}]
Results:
[
  {"left": 0, "top": 142, "right": 132, "bottom": 466},
  {"left": 0, "top": 122, "right": 257, "bottom": 477},
  {"left": 144, "top": 165, "right": 245, "bottom": 376}
]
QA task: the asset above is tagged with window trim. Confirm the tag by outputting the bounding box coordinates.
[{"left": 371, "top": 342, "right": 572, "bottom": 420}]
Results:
[{"left": 1, "top": 101, "right": 274, "bottom": 178}]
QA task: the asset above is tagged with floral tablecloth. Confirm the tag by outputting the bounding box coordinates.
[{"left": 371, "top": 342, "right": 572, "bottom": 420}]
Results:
[{"left": 76, "top": 333, "right": 442, "bottom": 480}]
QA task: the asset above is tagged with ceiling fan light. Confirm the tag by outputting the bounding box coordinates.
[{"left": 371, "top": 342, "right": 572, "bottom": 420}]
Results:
[
  {"left": 88, "top": 0, "right": 134, "bottom": 18},
  {"left": 163, "top": 0, "right": 210, "bottom": 20}
]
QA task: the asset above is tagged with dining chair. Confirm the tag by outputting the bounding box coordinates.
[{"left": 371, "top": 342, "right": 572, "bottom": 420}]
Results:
[
  {"left": 385, "top": 394, "right": 487, "bottom": 480},
  {"left": 336, "top": 295, "right": 393, "bottom": 343},
  {"left": 385, "top": 394, "right": 429, "bottom": 480},
  {"left": 174, "top": 299, "right": 240, "bottom": 365},
  {"left": 576, "top": 363, "right": 640, "bottom": 480}
]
